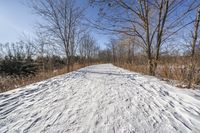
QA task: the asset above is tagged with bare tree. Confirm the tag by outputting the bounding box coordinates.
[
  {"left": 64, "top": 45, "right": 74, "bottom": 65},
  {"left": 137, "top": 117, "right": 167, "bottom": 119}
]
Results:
[
  {"left": 34, "top": 31, "right": 49, "bottom": 71},
  {"left": 106, "top": 39, "right": 116, "bottom": 63},
  {"left": 79, "top": 33, "right": 98, "bottom": 65},
  {"left": 188, "top": 7, "right": 200, "bottom": 88},
  {"left": 90, "top": 0, "right": 199, "bottom": 75},
  {"left": 120, "top": 35, "right": 135, "bottom": 64},
  {"left": 31, "top": 0, "right": 84, "bottom": 72}
]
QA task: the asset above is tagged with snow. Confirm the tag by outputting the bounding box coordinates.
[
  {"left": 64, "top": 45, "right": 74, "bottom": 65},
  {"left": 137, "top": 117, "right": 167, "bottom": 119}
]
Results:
[{"left": 0, "top": 64, "right": 200, "bottom": 133}]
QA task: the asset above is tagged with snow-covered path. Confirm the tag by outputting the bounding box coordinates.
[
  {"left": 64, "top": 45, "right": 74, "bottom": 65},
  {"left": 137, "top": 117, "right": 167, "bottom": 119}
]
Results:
[{"left": 1, "top": 64, "right": 200, "bottom": 133}]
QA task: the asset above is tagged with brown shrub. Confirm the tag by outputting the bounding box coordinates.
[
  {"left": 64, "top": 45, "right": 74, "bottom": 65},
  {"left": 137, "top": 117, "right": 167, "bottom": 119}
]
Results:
[
  {"left": 0, "top": 63, "right": 90, "bottom": 93},
  {"left": 116, "top": 62, "right": 200, "bottom": 88}
]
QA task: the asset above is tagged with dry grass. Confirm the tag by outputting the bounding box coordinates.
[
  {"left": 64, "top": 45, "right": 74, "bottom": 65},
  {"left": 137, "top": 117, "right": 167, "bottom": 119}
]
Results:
[
  {"left": 158, "top": 64, "right": 200, "bottom": 85},
  {"left": 117, "top": 63, "right": 148, "bottom": 74},
  {"left": 1, "top": 61, "right": 199, "bottom": 92},
  {"left": 0, "top": 63, "right": 89, "bottom": 93},
  {"left": 116, "top": 63, "right": 200, "bottom": 88}
]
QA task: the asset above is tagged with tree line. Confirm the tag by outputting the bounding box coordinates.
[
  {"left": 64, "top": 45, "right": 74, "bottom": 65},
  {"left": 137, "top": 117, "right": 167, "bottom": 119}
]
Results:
[
  {"left": 89, "top": 0, "right": 200, "bottom": 88},
  {"left": 1, "top": 0, "right": 200, "bottom": 89}
]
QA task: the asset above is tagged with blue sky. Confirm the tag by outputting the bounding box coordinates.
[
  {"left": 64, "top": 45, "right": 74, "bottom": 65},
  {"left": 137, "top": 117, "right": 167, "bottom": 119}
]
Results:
[
  {"left": 0, "top": 0, "right": 109, "bottom": 48},
  {"left": 0, "top": 0, "right": 37, "bottom": 43}
]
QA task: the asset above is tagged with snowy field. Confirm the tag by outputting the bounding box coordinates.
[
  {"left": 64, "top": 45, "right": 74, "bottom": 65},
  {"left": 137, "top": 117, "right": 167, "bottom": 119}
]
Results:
[{"left": 0, "top": 64, "right": 200, "bottom": 133}]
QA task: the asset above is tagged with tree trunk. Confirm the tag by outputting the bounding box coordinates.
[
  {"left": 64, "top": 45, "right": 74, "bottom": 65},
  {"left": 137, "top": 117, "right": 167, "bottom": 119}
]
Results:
[
  {"left": 147, "top": 48, "right": 154, "bottom": 75},
  {"left": 67, "top": 60, "right": 70, "bottom": 72},
  {"left": 188, "top": 7, "right": 200, "bottom": 88},
  {"left": 153, "top": 49, "right": 160, "bottom": 76},
  {"left": 144, "top": 0, "right": 154, "bottom": 75},
  {"left": 66, "top": 52, "right": 71, "bottom": 72},
  {"left": 153, "top": 0, "right": 169, "bottom": 76},
  {"left": 71, "top": 56, "right": 74, "bottom": 71}
]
